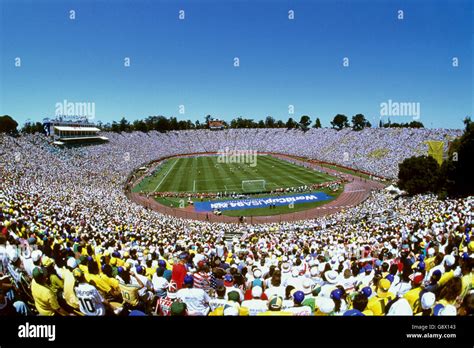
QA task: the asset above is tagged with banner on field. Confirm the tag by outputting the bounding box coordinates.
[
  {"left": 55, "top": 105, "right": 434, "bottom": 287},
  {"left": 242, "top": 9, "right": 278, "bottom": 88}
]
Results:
[
  {"left": 426, "top": 140, "right": 444, "bottom": 166},
  {"left": 194, "top": 192, "right": 332, "bottom": 212}
]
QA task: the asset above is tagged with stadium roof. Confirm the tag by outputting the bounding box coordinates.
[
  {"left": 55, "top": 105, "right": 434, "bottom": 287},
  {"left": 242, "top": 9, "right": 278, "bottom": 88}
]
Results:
[{"left": 54, "top": 126, "right": 101, "bottom": 132}]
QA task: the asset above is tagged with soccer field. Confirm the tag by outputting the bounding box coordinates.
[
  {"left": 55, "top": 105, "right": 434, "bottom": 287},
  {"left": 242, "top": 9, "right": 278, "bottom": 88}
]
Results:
[{"left": 133, "top": 155, "right": 336, "bottom": 194}]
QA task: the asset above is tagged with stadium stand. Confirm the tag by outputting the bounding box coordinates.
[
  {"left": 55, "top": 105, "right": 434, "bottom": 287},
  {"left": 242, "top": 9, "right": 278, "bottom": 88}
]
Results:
[{"left": 0, "top": 128, "right": 472, "bottom": 316}]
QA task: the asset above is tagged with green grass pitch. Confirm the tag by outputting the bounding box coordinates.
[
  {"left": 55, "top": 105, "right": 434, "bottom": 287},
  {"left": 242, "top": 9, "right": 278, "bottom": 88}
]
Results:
[{"left": 133, "top": 155, "right": 337, "bottom": 194}]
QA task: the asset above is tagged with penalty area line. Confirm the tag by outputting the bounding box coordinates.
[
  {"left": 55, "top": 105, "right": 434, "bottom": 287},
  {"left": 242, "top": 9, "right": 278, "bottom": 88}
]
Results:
[{"left": 153, "top": 159, "right": 179, "bottom": 192}]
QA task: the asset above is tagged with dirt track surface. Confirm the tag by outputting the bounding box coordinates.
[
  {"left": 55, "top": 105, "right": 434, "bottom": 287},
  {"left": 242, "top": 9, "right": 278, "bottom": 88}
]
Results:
[{"left": 127, "top": 154, "right": 387, "bottom": 224}]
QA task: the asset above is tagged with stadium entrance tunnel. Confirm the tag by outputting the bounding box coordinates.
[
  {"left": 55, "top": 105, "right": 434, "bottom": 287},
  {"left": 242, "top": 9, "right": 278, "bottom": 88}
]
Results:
[{"left": 124, "top": 152, "right": 387, "bottom": 224}]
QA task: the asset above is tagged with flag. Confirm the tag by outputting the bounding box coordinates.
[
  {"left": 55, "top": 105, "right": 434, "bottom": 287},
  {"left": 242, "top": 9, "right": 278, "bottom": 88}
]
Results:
[{"left": 426, "top": 140, "right": 444, "bottom": 165}]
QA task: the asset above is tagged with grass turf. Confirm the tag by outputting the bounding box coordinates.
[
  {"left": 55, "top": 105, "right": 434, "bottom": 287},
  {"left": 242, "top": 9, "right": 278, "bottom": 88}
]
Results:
[{"left": 133, "top": 155, "right": 337, "bottom": 194}]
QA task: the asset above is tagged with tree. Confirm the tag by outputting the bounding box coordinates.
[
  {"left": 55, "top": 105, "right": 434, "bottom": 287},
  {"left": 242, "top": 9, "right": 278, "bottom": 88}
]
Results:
[
  {"left": 258, "top": 120, "right": 265, "bottom": 128},
  {"left": 330, "top": 114, "right": 349, "bottom": 130},
  {"left": 0, "top": 115, "right": 18, "bottom": 134},
  {"left": 205, "top": 115, "right": 212, "bottom": 126},
  {"left": 313, "top": 118, "right": 322, "bottom": 128},
  {"left": 132, "top": 119, "right": 149, "bottom": 132},
  {"left": 352, "top": 114, "right": 370, "bottom": 131},
  {"left": 276, "top": 120, "right": 285, "bottom": 128},
  {"left": 119, "top": 117, "right": 131, "bottom": 132},
  {"left": 299, "top": 115, "right": 311, "bottom": 131},
  {"left": 439, "top": 118, "right": 474, "bottom": 197},
  {"left": 286, "top": 117, "right": 297, "bottom": 129},
  {"left": 264, "top": 116, "right": 276, "bottom": 128},
  {"left": 398, "top": 156, "right": 440, "bottom": 195}
]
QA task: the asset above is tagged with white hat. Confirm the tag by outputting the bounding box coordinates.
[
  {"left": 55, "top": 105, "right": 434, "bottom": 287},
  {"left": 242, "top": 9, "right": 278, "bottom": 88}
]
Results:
[
  {"left": 253, "top": 269, "right": 262, "bottom": 278},
  {"left": 325, "top": 270, "right": 339, "bottom": 284},
  {"left": 251, "top": 286, "right": 263, "bottom": 298},
  {"left": 310, "top": 266, "right": 318, "bottom": 277},
  {"left": 387, "top": 298, "right": 413, "bottom": 316},
  {"left": 292, "top": 268, "right": 299, "bottom": 277},
  {"left": 427, "top": 248, "right": 435, "bottom": 257},
  {"left": 316, "top": 297, "right": 335, "bottom": 314},
  {"left": 421, "top": 292, "right": 436, "bottom": 310},
  {"left": 444, "top": 255, "right": 455, "bottom": 267},
  {"left": 67, "top": 257, "right": 77, "bottom": 269},
  {"left": 302, "top": 278, "right": 313, "bottom": 295},
  {"left": 281, "top": 263, "right": 291, "bottom": 273},
  {"left": 31, "top": 250, "right": 43, "bottom": 263}
]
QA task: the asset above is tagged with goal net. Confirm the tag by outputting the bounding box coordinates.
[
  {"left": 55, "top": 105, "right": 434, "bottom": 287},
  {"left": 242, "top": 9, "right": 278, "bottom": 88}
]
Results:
[{"left": 242, "top": 179, "right": 266, "bottom": 193}]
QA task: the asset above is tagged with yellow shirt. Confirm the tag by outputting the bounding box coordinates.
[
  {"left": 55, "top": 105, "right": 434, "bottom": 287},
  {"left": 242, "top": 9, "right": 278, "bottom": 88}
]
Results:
[
  {"left": 367, "top": 293, "right": 395, "bottom": 315},
  {"left": 85, "top": 273, "right": 112, "bottom": 294},
  {"left": 145, "top": 267, "right": 155, "bottom": 280},
  {"left": 119, "top": 282, "right": 140, "bottom": 306},
  {"left": 461, "top": 273, "right": 473, "bottom": 298},
  {"left": 424, "top": 257, "right": 436, "bottom": 272},
  {"left": 61, "top": 267, "right": 79, "bottom": 309},
  {"left": 100, "top": 273, "right": 120, "bottom": 291},
  {"left": 404, "top": 287, "right": 422, "bottom": 313},
  {"left": 438, "top": 270, "right": 454, "bottom": 287},
  {"left": 31, "top": 280, "right": 60, "bottom": 316}
]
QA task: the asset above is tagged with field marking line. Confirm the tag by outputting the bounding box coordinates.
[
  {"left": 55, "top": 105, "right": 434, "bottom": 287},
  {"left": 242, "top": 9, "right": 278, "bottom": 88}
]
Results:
[
  {"left": 344, "top": 189, "right": 366, "bottom": 193},
  {"left": 153, "top": 159, "right": 179, "bottom": 192},
  {"left": 193, "top": 180, "right": 196, "bottom": 192},
  {"left": 288, "top": 175, "right": 307, "bottom": 185}
]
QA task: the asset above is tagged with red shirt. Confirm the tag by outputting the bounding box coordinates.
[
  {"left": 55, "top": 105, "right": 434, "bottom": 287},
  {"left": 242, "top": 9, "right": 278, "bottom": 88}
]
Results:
[{"left": 171, "top": 263, "right": 187, "bottom": 289}]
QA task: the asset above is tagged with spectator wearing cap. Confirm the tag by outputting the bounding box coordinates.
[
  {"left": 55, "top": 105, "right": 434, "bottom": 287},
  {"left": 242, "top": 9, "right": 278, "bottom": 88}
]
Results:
[
  {"left": 423, "top": 269, "right": 442, "bottom": 294},
  {"left": 59, "top": 258, "right": 80, "bottom": 310},
  {"left": 367, "top": 278, "right": 395, "bottom": 315},
  {"left": 210, "top": 290, "right": 249, "bottom": 316},
  {"left": 314, "top": 296, "right": 336, "bottom": 316},
  {"left": 224, "top": 274, "right": 244, "bottom": 302},
  {"left": 258, "top": 295, "right": 292, "bottom": 316},
  {"left": 171, "top": 254, "right": 188, "bottom": 290},
  {"left": 152, "top": 267, "right": 169, "bottom": 298},
  {"left": 208, "top": 285, "right": 228, "bottom": 312},
  {"left": 241, "top": 286, "right": 268, "bottom": 316},
  {"left": 170, "top": 301, "right": 187, "bottom": 316},
  {"left": 330, "top": 287, "right": 347, "bottom": 315},
  {"left": 418, "top": 292, "right": 436, "bottom": 316},
  {"left": 437, "top": 254, "right": 457, "bottom": 287},
  {"left": 42, "top": 256, "right": 64, "bottom": 295},
  {"left": 285, "top": 290, "right": 312, "bottom": 316},
  {"left": 319, "top": 270, "right": 339, "bottom": 298},
  {"left": 154, "top": 281, "right": 178, "bottom": 316},
  {"left": 176, "top": 274, "right": 210, "bottom": 316},
  {"left": 31, "top": 267, "right": 69, "bottom": 316},
  {"left": 403, "top": 273, "right": 424, "bottom": 313}
]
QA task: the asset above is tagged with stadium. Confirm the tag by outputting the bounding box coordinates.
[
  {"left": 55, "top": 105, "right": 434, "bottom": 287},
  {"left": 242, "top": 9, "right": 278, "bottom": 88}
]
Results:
[
  {"left": 0, "top": 2, "right": 473, "bottom": 346},
  {"left": 1, "top": 123, "right": 473, "bottom": 319}
]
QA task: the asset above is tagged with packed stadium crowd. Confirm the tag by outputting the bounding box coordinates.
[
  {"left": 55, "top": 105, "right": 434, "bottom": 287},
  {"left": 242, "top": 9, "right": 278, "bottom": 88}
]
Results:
[{"left": 0, "top": 128, "right": 472, "bottom": 316}]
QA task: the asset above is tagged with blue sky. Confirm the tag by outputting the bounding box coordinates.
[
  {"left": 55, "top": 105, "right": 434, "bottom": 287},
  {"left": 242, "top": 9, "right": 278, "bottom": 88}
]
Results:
[{"left": 0, "top": 0, "right": 472, "bottom": 129}]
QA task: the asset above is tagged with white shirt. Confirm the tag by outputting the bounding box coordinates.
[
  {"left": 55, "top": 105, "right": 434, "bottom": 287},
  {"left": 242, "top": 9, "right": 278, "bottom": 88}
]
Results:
[
  {"left": 264, "top": 285, "right": 285, "bottom": 299},
  {"left": 286, "top": 305, "right": 312, "bottom": 316},
  {"left": 152, "top": 274, "right": 169, "bottom": 293},
  {"left": 176, "top": 288, "right": 211, "bottom": 316},
  {"left": 241, "top": 299, "right": 268, "bottom": 316},
  {"left": 75, "top": 283, "right": 106, "bottom": 316}
]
